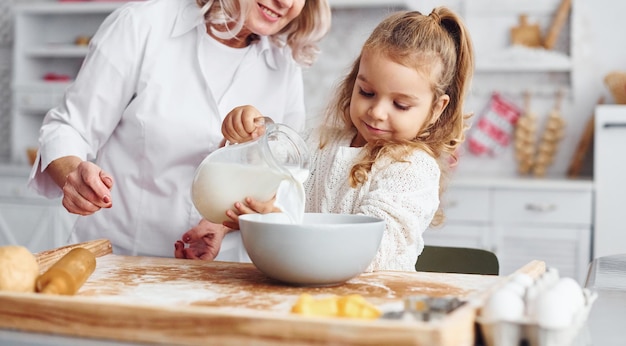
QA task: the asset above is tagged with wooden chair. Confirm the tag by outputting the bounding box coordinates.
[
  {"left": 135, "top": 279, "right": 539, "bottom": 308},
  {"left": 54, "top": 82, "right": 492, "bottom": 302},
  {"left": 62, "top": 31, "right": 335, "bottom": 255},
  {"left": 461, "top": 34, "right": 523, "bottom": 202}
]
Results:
[{"left": 415, "top": 245, "right": 500, "bottom": 275}]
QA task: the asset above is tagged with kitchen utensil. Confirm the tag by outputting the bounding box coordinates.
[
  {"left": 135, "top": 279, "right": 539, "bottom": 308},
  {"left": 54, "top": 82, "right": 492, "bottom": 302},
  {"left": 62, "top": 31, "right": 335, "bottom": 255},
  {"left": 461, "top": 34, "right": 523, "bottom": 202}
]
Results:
[
  {"left": 543, "top": 0, "right": 572, "bottom": 50},
  {"left": 381, "top": 295, "right": 466, "bottom": 322},
  {"left": 238, "top": 213, "right": 385, "bottom": 287},
  {"left": 191, "top": 118, "right": 310, "bottom": 224},
  {"left": 510, "top": 14, "right": 542, "bottom": 47},
  {"left": 36, "top": 247, "right": 96, "bottom": 295},
  {"left": 567, "top": 96, "right": 604, "bottom": 178}
]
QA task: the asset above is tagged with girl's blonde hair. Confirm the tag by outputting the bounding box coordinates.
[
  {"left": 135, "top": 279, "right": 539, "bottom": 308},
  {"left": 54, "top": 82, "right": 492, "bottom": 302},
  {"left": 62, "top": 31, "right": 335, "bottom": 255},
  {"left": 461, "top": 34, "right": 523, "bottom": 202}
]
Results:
[
  {"left": 195, "top": 0, "right": 331, "bottom": 67},
  {"left": 322, "top": 8, "right": 475, "bottom": 225}
]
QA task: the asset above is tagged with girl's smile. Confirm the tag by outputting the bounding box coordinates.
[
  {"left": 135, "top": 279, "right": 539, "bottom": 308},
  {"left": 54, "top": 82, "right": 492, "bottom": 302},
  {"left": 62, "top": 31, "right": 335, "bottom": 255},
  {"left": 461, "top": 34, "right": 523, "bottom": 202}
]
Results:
[
  {"left": 362, "top": 121, "right": 389, "bottom": 134},
  {"left": 349, "top": 50, "right": 447, "bottom": 147}
]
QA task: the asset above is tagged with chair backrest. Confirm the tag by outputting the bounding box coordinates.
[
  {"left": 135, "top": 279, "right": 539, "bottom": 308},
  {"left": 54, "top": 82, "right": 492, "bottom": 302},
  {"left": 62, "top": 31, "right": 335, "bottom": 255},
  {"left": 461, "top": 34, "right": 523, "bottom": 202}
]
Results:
[{"left": 415, "top": 245, "right": 499, "bottom": 275}]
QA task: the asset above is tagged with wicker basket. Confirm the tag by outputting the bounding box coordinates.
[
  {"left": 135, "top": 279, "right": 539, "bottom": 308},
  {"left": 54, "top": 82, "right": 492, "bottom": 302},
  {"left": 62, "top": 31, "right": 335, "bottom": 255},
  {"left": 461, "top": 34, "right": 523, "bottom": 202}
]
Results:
[{"left": 604, "top": 71, "right": 626, "bottom": 104}]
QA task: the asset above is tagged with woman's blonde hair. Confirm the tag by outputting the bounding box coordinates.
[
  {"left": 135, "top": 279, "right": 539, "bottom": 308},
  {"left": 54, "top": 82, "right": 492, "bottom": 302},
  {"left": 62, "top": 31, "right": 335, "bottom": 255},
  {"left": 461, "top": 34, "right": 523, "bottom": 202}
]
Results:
[
  {"left": 322, "top": 8, "right": 475, "bottom": 225},
  {"left": 196, "top": 0, "right": 331, "bottom": 67}
]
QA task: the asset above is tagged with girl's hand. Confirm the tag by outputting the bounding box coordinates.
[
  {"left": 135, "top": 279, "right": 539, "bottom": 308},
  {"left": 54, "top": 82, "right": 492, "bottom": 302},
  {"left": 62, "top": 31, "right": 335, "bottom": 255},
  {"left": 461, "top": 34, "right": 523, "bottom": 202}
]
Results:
[
  {"left": 174, "top": 219, "right": 231, "bottom": 260},
  {"left": 223, "top": 196, "right": 281, "bottom": 230},
  {"left": 222, "top": 105, "right": 267, "bottom": 144}
]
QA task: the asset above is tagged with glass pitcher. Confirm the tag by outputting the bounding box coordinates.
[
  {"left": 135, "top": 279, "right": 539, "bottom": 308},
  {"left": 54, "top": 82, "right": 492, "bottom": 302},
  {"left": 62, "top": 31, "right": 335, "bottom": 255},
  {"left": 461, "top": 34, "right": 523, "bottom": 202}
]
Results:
[{"left": 191, "top": 118, "right": 310, "bottom": 224}]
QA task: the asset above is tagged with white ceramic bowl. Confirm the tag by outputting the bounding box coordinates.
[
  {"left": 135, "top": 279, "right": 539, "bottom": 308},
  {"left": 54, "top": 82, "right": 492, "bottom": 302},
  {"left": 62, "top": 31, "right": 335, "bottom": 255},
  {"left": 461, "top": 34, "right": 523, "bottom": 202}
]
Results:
[{"left": 239, "top": 213, "right": 385, "bottom": 287}]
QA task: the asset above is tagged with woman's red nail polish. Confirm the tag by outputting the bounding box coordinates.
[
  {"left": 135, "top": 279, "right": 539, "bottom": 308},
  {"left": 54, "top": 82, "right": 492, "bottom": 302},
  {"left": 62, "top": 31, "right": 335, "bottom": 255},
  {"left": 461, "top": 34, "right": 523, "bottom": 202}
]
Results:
[{"left": 103, "top": 195, "right": 111, "bottom": 203}]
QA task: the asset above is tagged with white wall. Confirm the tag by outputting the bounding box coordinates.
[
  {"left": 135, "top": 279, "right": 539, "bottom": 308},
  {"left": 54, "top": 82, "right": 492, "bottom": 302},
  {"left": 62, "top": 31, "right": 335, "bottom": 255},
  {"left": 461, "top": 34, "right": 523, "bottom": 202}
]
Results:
[
  {"left": 408, "top": 0, "right": 626, "bottom": 179},
  {"left": 573, "top": 0, "right": 626, "bottom": 120}
]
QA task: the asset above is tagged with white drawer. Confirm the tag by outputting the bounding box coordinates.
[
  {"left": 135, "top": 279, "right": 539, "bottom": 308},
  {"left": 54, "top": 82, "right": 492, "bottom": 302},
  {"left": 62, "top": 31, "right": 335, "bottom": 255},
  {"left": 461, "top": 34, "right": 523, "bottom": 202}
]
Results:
[
  {"left": 424, "top": 224, "right": 490, "bottom": 249},
  {"left": 441, "top": 187, "right": 490, "bottom": 222},
  {"left": 493, "top": 189, "right": 592, "bottom": 225}
]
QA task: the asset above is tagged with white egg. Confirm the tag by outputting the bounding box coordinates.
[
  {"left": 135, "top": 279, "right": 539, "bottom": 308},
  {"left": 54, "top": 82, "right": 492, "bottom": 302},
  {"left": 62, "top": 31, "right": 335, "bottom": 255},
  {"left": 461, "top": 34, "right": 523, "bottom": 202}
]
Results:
[
  {"left": 481, "top": 287, "right": 525, "bottom": 322},
  {"left": 511, "top": 273, "right": 534, "bottom": 288},
  {"left": 502, "top": 281, "right": 527, "bottom": 297},
  {"left": 536, "top": 267, "right": 560, "bottom": 291},
  {"left": 533, "top": 288, "right": 575, "bottom": 329},
  {"left": 525, "top": 284, "right": 540, "bottom": 317},
  {"left": 552, "top": 277, "right": 585, "bottom": 313}
]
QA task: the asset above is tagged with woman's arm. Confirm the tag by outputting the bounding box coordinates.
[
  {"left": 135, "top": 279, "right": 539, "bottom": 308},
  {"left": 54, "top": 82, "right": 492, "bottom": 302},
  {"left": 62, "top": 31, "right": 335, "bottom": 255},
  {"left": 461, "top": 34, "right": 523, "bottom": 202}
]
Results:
[
  {"left": 46, "top": 156, "right": 82, "bottom": 188},
  {"left": 45, "top": 156, "right": 114, "bottom": 216},
  {"left": 29, "top": 5, "right": 141, "bottom": 198}
]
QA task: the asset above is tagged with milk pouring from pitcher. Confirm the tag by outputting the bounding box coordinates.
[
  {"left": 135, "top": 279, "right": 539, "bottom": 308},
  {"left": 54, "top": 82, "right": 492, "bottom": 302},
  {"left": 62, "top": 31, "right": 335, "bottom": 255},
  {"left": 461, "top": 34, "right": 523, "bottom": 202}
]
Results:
[{"left": 191, "top": 118, "right": 310, "bottom": 224}]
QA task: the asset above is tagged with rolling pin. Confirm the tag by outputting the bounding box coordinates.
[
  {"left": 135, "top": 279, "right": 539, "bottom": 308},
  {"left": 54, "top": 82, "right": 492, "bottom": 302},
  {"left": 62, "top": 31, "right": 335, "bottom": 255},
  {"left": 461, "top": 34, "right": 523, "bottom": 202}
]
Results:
[
  {"left": 543, "top": 0, "right": 572, "bottom": 50},
  {"left": 36, "top": 247, "right": 96, "bottom": 295}
]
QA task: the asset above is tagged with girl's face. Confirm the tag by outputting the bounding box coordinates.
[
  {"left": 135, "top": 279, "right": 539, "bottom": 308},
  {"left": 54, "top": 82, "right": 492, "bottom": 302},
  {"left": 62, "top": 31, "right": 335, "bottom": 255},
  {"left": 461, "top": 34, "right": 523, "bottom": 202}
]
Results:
[
  {"left": 244, "top": 0, "right": 305, "bottom": 37},
  {"left": 349, "top": 50, "right": 449, "bottom": 147}
]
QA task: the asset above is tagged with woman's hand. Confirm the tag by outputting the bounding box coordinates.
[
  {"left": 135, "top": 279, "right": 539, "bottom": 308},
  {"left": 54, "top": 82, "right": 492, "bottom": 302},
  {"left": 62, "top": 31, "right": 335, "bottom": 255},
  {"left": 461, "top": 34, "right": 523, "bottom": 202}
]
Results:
[
  {"left": 222, "top": 105, "right": 267, "bottom": 144},
  {"left": 46, "top": 156, "right": 114, "bottom": 215},
  {"left": 223, "top": 196, "right": 281, "bottom": 230},
  {"left": 174, "top": 219, "right": 231, "bottom": 260}
]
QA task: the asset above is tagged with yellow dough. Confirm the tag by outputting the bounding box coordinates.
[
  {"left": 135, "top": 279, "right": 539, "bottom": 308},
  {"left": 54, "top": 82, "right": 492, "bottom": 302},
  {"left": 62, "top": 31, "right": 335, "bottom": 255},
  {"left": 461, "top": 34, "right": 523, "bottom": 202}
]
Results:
[
  {"left": 0, "top": 245, "right": 40, "bottom": 293},
  {"left": 291, "top": 293, "right": 381, "bottom": 319}
]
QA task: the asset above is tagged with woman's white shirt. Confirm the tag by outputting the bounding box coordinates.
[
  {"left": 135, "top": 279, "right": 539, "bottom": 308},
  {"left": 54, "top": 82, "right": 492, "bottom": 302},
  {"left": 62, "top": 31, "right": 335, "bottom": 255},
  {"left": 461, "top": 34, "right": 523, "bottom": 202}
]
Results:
[
  {"left": 28, "top": 0, "right": 306, "bottom": 257},
  {"left": 303, "top": 127, "right": 441, "bottom": 272}
]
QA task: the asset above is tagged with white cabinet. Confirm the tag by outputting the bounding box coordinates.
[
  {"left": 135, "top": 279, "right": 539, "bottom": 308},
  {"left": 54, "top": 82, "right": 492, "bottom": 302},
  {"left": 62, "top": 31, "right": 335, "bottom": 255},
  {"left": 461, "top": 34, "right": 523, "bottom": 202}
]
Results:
[
  {"left": 0, "top": 166, "right": 77, "bottom": 253},
  {"left": 426, "top": 187, "right": 491, "bottom": 249},
  {"left": 11, "top": 2, "right": 124, "bottom": 164},
  {"left": 491, "top": 187, "right": 592, "bottom": 281},
  {"left": 424, "top": 178, "right": 593, "bottom": 283},
  {"left": 594, "top": 105, "right": 626, "bottom": 259}
]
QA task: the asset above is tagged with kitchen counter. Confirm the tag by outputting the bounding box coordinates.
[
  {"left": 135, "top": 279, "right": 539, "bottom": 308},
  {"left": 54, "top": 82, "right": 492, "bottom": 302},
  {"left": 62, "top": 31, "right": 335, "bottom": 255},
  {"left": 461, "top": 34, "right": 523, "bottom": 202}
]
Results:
[
  {"left": 0, "top": 240, "right": 533, "bottom": 346},
  {"left": 5, "top": 241, "right": 622, "bottom": 345}
]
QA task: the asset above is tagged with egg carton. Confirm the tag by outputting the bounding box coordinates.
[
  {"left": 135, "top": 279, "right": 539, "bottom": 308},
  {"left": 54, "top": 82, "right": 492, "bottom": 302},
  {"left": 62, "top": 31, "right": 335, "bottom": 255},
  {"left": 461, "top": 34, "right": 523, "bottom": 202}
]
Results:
[{"left": 477, "top": 288, "right": 597, "bottom": 346}]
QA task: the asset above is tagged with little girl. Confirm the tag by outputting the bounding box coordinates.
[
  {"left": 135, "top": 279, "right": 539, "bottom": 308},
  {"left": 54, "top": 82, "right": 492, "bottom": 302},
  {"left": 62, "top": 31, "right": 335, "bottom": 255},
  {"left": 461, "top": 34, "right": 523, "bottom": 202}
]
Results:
[{"left": 217, "top": 7, "right": 473, "bottom": 271}]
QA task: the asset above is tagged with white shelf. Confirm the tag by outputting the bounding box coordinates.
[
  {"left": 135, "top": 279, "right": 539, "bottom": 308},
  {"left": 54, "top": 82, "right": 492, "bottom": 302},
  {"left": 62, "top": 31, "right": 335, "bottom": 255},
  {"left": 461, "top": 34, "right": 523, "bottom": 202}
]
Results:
[
  {"left": 476, "top": 46, "right": 573, "bottom": 73},
  {"left": 476, "top": 61, "right": 572, "bottom": 73},
  {"left": 13, "top": 81, "right": 71, "bottom": 89},
  {"left": 14, "top": 1, "right": 126, "bottom": 14},
  {"left": 26, "top": 45, "right": 89, "bottom": 58}
]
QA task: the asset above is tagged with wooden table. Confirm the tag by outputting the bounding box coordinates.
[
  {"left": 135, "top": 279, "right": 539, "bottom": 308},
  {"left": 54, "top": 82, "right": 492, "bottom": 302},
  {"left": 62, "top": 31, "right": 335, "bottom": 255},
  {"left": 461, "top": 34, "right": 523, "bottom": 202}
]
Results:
[{"left": 0, "top": 240, "right": 545, "bottom": 346}]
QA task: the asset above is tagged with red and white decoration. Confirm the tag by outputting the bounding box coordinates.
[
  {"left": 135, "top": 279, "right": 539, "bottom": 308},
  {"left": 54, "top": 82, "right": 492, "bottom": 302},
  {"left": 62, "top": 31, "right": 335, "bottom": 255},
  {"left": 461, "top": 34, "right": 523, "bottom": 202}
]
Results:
[{"left": 468, "top": 92, "right": 522, "bottom": 156}]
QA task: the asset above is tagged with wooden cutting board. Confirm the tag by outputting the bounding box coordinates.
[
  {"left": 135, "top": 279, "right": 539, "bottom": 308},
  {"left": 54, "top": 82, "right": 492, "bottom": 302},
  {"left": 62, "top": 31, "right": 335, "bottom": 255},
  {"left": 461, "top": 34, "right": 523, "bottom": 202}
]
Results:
[{"left": 0, "top": 239, "right": 545, "bottom": 346}]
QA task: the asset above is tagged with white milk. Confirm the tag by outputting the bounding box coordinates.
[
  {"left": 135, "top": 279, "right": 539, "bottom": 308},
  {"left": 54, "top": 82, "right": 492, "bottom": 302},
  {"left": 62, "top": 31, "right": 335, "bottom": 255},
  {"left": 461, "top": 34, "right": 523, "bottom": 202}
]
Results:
[
  {"left": 274, "top": 167, "right": 308, "bottom": 224},
  {"left": 192, "top": 162, "right": 307, "bottom": 224}
]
